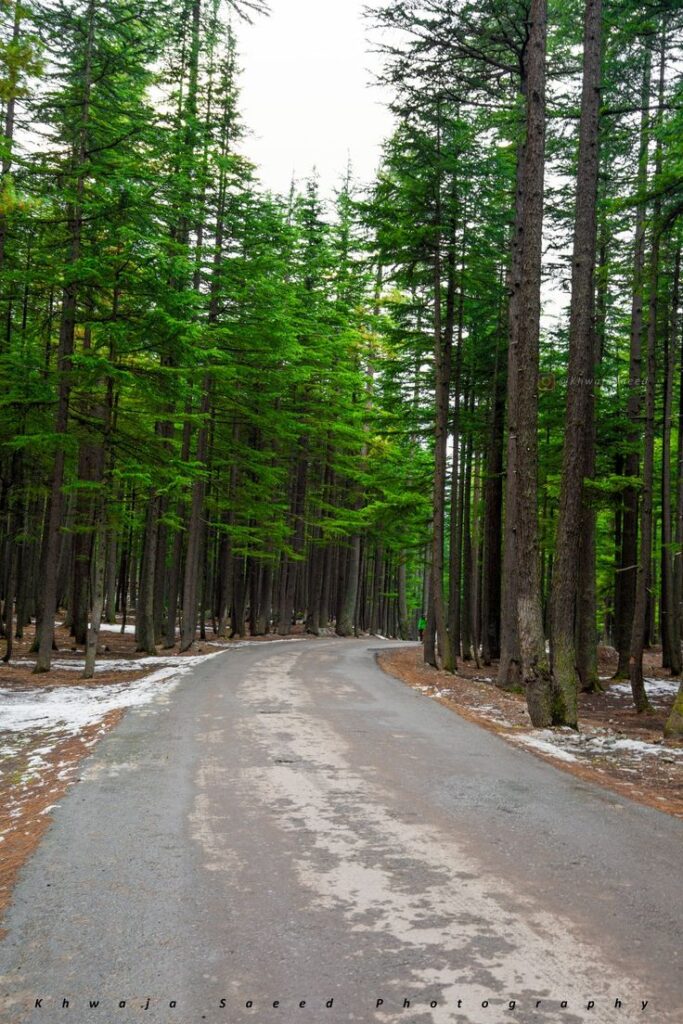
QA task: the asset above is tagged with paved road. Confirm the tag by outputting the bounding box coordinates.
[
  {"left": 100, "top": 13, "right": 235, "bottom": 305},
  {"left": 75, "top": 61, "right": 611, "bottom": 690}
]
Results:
[{"left": 0, "top": 639, "right": 681, "bottom": 1024}]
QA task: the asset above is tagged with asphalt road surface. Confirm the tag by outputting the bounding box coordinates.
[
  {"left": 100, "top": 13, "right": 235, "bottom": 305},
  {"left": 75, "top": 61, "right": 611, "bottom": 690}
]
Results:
[{"left": 0, "top": 638, "right": 681, "bottom": 1024}]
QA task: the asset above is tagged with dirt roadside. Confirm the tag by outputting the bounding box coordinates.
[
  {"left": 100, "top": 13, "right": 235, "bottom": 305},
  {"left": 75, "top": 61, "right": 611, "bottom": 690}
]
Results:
[{"left": 378, "top": 645, "right": 683, "bottom": 820}]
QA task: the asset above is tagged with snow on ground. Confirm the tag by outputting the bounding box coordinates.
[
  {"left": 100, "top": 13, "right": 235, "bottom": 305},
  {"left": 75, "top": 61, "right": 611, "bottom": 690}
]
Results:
[
  {"left": 55, "top": 620, "right": 141, "bottom": 636},
  {"left": 9, "top": 636, "right": 309, "bottom": 674},
  {"left": 429, "top": 688, "right": 514, "bottom": 728},
  {"left": 430, "top": 674, "right": 682, "bottom": 769},
  {"left": 611, "top": 677, "right": 680, "bottom": 702},
  {"left": 0, "top": 639, "right": 307, "bottom": 842},
  {"left": 97, "top": 622, "right": 136, "bottom": 635},
  {"left": 0, "top": 655, "right": 215, "bottom": 734},
  {"left": 512, "top": 726, "right": 682, "bottom": 766},
  {"left": 509, "top": 733, "right": 581, "bottom": 764},
  {"left": 1, "top": 638, "right": 308, "bottom": 734}
]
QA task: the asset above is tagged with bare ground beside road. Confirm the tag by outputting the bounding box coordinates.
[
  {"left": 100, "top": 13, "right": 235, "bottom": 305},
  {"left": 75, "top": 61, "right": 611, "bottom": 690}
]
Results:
[{"left": 379, "top": 646, "right": 683, "bottom": 819}]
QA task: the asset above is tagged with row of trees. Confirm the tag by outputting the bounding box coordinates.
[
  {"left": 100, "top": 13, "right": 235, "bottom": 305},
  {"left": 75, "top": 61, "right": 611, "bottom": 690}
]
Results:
[
  {"left": 367, "top": 0, "right": 683, "bottom": 736},
  {"left": 1, "top": 0, "right": 683, "bottom": 736},
  {"left": 0, "top": 0, "right": 429, "bottom": 678}
]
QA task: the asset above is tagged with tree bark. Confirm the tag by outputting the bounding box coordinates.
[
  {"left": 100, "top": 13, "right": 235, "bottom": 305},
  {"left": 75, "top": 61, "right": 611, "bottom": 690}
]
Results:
[
  {"left": 180, "top": 386, "right": 211, "bottom": 652},
  {"left": 629, "top": 38, "right": 665, "bottom": 713},
  {"left": 34, "top": 0, "right": 95, "bottom": 672},
  {"left": 482, "top": 313, "right": 505, "bottom": 665},
  {"left": 661, "top": 246, "right": 681, "bottom": 675},
  {"left": 498, "top": 140, "right": 525, "bottom": 693},
  {"left": 549, "top": 0, "right": 602, "bottom": 726},
  {"left": 509, "top": 0, "right": 552, "bottom": 725},
  {"left": 432, "top": 241, "right": 454, "bottom": 669},
  {"left": 337, "top": 534, "right": 361, "bottom": 636},
  {"left": 615, "top": 54, "right": 651, "bottom": 679},
  {"left": 136, "top": 495, "right": 159, "bottom": 655},
  {"left": 397, "top": 556, "right": 410, "bottom": 640}
]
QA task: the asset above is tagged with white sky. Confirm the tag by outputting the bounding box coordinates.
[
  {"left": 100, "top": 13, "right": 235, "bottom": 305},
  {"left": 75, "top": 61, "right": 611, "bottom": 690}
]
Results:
[{"left": 236, "top": 0, "right": 393, "bottom": 197}]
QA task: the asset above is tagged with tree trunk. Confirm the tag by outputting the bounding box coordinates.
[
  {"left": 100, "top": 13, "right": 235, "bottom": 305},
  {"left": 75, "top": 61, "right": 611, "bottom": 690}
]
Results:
[
  {"left": 498, "top": 139, "right": 525, "bottom": 693},
  {"left": 0, "top": 1, "right": 21, "bottom": 274},
  {"left": 83, "top": 517, "right": 106, "bottom": 679},
  {"left": 104, "top": 527, "right": 117, "bottom": 624},
  {"left": 337, "top": 534, "right": 361, "bottom": 636},
  {"left": 397, "top": 556, "right": 410, "bottom": 640},
  {"left": 277, "top": 448, "right": 308, "bottom": 635},
  {"left": 136, "top": 495, "right": 159, "bottom": 655},
  {"left": 34, "top": 0, "right": 95, "bottom": 671},
  {"left": 665, "top": 681, "right": 683, "bottom": 737},
  {"left": 432, "top": 248, "right": 454, "bottom": 670},
  {"left": 461, "top": 426, "right": 474, "bottom": 661},
  {"left": 180, "top": 385, "right": 211, "bottom": 652},
  {"left": 661, "top": 247, "right": 681, "bottom": 675},
  {"left": 615, "top": 53, "right": 651, "bottom": 679},
  {"left": 674, "top": 254, "right": 683, "bottom": 659},
  {"left": 510, "top": 0, "right": 552, "bottom": 726},
  {"left": 629, "top": 38, "right": 665, "bottom": 713},
  {"left": 481, "top": 316, "right": 505, "bottom": 665},
  {"left": 549, "top": 0, "right": 602, "bottom": 726}
]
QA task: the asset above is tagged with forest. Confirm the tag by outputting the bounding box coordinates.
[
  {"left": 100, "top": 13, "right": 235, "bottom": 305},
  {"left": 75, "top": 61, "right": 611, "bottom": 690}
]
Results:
[{"left": 1, "top": 0, "right": 683, "bottom": 736}]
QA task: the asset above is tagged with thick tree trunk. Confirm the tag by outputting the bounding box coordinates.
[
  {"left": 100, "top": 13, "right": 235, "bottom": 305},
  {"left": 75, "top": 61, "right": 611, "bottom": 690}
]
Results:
[
  {"left": 549, "top": 0, "right": 602, "bottom": 726},
  {"left": 369, "top": 544, "right": 384, "bottom": 635},
  {"left": 665, "top": 681, "right": 683, "bottom": 737},
  {"left": 337, "top": 534, "right": 361, "bottom": 636},
  {"left": 661, "top": 247, "right": 681, "bottom": 675},
  {"left": 423, "top": 563, "right": 437, "bottom": 667},
  {"left": 254, "top": 561, "right": 273, "bottom": 636},
  {"left": 510, "top": 0, "right": 552, "bottom": 726},
  {"left": 305, "top": 538, "right": 323, "bottom": 635},
  {"left": 34, "top": 10, "right": 95, "bottom": 670}
]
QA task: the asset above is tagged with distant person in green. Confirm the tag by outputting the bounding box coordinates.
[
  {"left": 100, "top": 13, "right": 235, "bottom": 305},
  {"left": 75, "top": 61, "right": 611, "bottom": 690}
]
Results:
[{"left": 418, "top": 616, "right": 426, "bottom": 641}]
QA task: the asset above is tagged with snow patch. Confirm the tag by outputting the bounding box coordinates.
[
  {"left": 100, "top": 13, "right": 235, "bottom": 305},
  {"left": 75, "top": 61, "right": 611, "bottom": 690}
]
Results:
[
  {"left": 0, "top": 650, "right": 227, "bottom": 735},
  {"left": 512, "top": 733, "right": 580, "bottom": 763},
  {"left": 611, "top": 677, "right": 680, "bottom": 701},
  {"left": 513, "top": 726, "right": 682, "bottom": 766}
]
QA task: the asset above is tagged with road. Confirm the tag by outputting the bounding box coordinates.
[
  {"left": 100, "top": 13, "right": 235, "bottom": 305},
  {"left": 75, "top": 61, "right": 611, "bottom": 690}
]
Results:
[{"left": 0, "top": 638, "right": 681, "bottom": 1024}]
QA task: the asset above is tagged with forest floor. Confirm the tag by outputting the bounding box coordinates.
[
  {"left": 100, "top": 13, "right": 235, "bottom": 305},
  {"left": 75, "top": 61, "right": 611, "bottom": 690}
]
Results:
[
  {"left": 379, "top": 645, "right": 683, "bottom": 820},
  {"left": 0, "top": 620, "right": 309, "bottom": 934}
]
